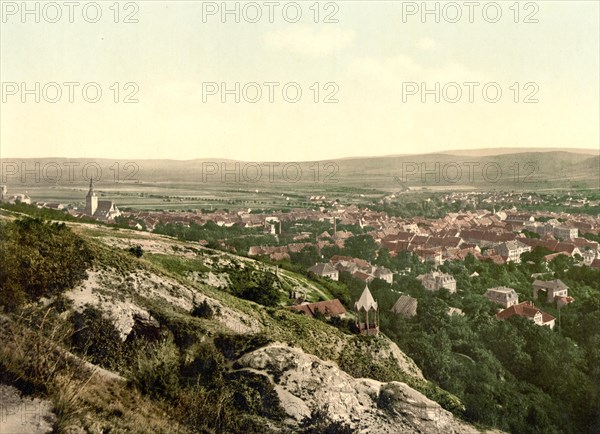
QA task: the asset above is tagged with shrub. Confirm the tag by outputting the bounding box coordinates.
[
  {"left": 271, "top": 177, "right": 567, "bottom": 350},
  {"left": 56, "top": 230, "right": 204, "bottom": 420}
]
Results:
[
  {"left": 128, "top": 245, "right": 144, "bottom": 258},
  {"left": 225, "top": 371, "right": 285, "bottom": 420},
  {"left": 214, "top": 332, "right": 271, "bottom": 361},
  {"left": 129, "top": 338, "right": 181, "bottom": 399},
  {"left": 180, "top": 341, "right": 226, "bottom": 388},
  {"left": 0, "top": 218, "right": 93, "bottom": 310},
  {"left": 191, "top": 300, "right": 215, "bottom": 319},
  {"left": 226, "top": 266, "right": 282, "bottom": 307},
  {"left": 300, "top": 406, "right": 355, "bottom": 434},
  {"left": 70, "top": 305, "right": 123, "bottom": 371}
]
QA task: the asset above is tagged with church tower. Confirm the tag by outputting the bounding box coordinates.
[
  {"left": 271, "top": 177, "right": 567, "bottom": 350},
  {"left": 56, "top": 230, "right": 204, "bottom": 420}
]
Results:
[
  {"left": 355, "top": 284, "right": 379, "bottom": 336},
  {"left": 85, "top": 178, "right": 98, "bottom": 216}
]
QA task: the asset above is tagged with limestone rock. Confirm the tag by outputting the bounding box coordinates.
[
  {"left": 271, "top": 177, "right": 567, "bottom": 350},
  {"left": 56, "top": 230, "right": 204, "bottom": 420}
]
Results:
[{"left": 237, "top": 343, "right": 500, "bottom": 434}]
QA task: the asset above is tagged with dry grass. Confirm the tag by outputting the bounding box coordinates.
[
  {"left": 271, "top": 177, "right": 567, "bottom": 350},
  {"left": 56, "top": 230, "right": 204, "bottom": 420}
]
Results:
[{"left": 0, "top": 309, "right": 191, "bottom": 433}]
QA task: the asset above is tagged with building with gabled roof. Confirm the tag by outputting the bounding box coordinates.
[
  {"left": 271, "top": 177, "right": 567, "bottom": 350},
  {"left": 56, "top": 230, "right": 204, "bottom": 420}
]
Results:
[
  {"left": 496, "top": 301, "right": 555, "bottom": 329},
  {"left": 417, "top": 271, "right": 457, "bottom": 293},
  {"left": 85, "top": 179, "right": 121, "bottom": 221},
  {"left": 390, "top": 295, "right": 417, "bottom": 318},
  {"left": 290, "top": 299, "right": 346, "bottom": 319},
  {"left": 485, "top": 286, "right": 519, "bottom": 308},
  {"left": 496, "top": 240, "right": 531, "bottom": 263},
  {"left": 532, "top": 279, "right": 569, "bottom": 303},
  {"left": 373, "top": 267, "right": 394, "bottom": 284},
  {"left": 308, "top": 262, "right": 339, "bottom": 281}
]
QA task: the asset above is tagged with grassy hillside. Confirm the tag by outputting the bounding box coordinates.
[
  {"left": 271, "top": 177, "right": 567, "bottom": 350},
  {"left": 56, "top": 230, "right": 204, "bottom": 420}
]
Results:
[{"left": 0, "top": 212, "right": 475, "bottom": 433}]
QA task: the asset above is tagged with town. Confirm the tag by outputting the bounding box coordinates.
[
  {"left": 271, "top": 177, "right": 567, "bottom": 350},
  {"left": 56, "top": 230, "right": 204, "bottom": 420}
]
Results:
[
  {"left": 2, "top": 177, "right": 599, "bottom": 433},
  {"left": 2, "top": 181, "right": 599, "bottom": 328}
]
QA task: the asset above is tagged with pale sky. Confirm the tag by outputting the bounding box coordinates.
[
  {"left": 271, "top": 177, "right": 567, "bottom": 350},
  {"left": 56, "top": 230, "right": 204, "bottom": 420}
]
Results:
[{"left": 1, "top": 1, "right": 598, "bottom": 161}]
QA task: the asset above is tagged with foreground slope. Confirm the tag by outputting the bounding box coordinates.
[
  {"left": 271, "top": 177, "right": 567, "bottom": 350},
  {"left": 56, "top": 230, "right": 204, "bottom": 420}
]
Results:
[{"left": 0, "top": 215, "right": 500, "bottom": 433}]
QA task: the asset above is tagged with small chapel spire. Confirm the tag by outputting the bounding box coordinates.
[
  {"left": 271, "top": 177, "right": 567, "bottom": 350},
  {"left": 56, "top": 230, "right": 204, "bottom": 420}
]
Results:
[{"left": 355, "top": 284, "right": 379, "bottom": 336}]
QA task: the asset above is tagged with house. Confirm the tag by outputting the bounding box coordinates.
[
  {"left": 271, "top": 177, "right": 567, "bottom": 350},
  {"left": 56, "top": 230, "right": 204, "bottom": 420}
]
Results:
[
  {"left": 496, "top": 240, "right": 531, "bottom": 263},
  {"left": 417, "top": 248, "right": 443, "bottom": 266},
  {"left": 290, "top": 299, "right": 346, "bottom": 319},
  {"left": 352, "top": 270, "right": 374, "bottom": 283},
  {"left": 447, "top": 307, "right": 465, "bottom": 316},
  {"left": 374, "top": 267, "right": 394, "bottom": 284},
  {"left": 308, "top": 263, "right": 339, "bottom": 281},
  {"left": 484, "top": 287, "right": 519, "bottom": 308},
  {"left": 390, "top": 295, "right": 417, "bottom": 318},
  {"left": 505, "top": 214, "right": 535, "bottom": 224},
  {"left": 417, "top": 272, "right": 457, "bottom": 293},
  {"left": 581, "top": 249, "right": 600, "bottom": 266},
  {"left": 553, "top": 226, "right": 578, "bottom": 240},
  {"left": 496, "top": 301, "right": 556, "bottom": 329},
  {"left": 556, "top": 296, "right": 575, "bottom": 309},
  {"left": 532, "top": 279, "right": 569, "bottom": 303}
]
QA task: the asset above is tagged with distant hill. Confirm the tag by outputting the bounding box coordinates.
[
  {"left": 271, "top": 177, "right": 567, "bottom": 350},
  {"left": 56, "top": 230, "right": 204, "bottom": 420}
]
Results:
[{"left": 1, "top": 149, "right": 598, "bottom": 190}]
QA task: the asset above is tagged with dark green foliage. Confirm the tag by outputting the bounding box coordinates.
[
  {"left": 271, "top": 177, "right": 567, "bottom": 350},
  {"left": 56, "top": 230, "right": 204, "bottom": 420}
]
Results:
[
  {"left": 153, "top": 220, "right": 277, "bottom": 254},
  {"left": 522, "top": 229, "right": 541, "bottom": 239},
  {"left": 225, "top": 371, "right": 286, "bottom": 419},
  {"left": 214, "top": 332, "right": 271, "bottom": 361},
  {"left": 300, "top": 407, "right": 355, "bottom": 434},
  {"left": 305, "top": 272, "right": 351, "bottom": 306},
  {"left": 0, "top": 202, "right": 100, "bottom": 224},
  {"left": 0, "top": 218, "right": 93, "bottom": 310},
  {"left": 290, "top": 245, "right": 321, "bottom": 268},
  {"left": 341, "top": 235, "right": 378, "bottom": 263},
  {"left": 128, "top": 244, "right": 144, "bottom": 257},
  {"left": 70, "top": 305, "right": 123, "bottom": 370},
  {"left": 129, "top": 338, "right": 181, "bottom": 399},
  {"left": 191, "top": 300, "right": 216, "bottom": 319},
  {"left": 581, "top": 232, "right": 600, "bottom": 243},
  {"left": 225, "top": 264, "right": 282, "bottom": 306},
  {"left": 180, "top": 341, "right": 226, "bottom": 387},
  {"left": 148, "top": 307, "right": 205, "bottom": 350},
  {"left": 370, "top": 254, "right": 600, "bottom": 434}
]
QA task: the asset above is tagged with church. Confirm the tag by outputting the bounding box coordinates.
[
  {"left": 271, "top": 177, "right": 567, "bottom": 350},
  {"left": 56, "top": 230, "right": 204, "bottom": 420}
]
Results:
[{"left": 85, "top": 179, "right": 121, "bottom": 221}]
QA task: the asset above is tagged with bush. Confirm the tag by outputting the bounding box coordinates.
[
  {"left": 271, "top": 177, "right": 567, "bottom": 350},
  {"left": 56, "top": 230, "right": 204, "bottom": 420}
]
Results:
[
  {"left": 300, "top": 406, "right": 355, "bottom": 434},
  {"left": 226, "top": 266, "right": 282, "bottom": 307},
  {"left": 214, "top": 332, "right": 271, "bottom": 361},
  {"left": 129, "top": 338, "right": 181, "bottom": 399},
  {"left": 70, "top": 306, "right": 123, "bottom": 370},
  {"left": 128, "top": 245, "right": 144, "bottom": 258},
  {"left": 0, "top": 218, "right": 93, "bottom": 310},
  {"left": 225, "top": 371, "right": 285, "bottom": 419},
  {"left": 191, "top": 300, "right": 216, "bottom": 319},
  {"left": 180, "top": 341, "right": 226, "bottom": 387}
]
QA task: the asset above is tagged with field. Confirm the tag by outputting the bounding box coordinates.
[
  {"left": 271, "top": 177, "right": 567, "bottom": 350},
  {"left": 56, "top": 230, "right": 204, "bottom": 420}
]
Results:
[{"left": 1, "top": 149, "right": 598, "bottom": 211}]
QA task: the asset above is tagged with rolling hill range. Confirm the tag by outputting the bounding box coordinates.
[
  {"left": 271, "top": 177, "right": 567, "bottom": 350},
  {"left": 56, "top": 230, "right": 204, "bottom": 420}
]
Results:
[{"left": 1, "top": 150, "right": 598, "bottom": 194}]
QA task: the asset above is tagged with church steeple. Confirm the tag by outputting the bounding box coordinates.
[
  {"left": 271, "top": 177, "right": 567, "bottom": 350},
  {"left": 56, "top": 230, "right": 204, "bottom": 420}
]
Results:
[
  {"left": 87, "top": 178, "right": 96, "bottom": 197},
  {"left": 85, "top": 178, "right": 98, "bottom": 216}
]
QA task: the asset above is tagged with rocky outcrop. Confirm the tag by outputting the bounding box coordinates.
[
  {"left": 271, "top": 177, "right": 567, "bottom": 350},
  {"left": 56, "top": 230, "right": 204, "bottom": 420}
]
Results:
[
  {"left": 236, "top": 343, "right": 499, "bottom": 434},
  {"left": 67, "top": 269, "right": 261, "bottom": 339}
]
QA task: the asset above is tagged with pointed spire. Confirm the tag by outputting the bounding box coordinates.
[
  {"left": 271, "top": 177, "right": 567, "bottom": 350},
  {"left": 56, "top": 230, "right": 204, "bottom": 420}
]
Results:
[
  {"left": 355, "top": 284, "right": 378, "bottom": 312},
  {"left": 87, "top": 178, "right": 96, "bottom": 197}
]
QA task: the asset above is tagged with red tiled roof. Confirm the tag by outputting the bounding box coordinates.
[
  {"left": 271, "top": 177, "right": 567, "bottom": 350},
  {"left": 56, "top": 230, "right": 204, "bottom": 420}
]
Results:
[
  {"left": 496, "top": 301, "right": 555, "bottom": 324},
  {"left": 289, "top": 299, "right": 347, "bottom": 317}
]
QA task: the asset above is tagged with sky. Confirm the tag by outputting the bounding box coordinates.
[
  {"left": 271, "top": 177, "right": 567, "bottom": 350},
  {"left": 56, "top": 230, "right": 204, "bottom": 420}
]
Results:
[{"left": 1, "top": 1, "right": 599, "bottom": 161}]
